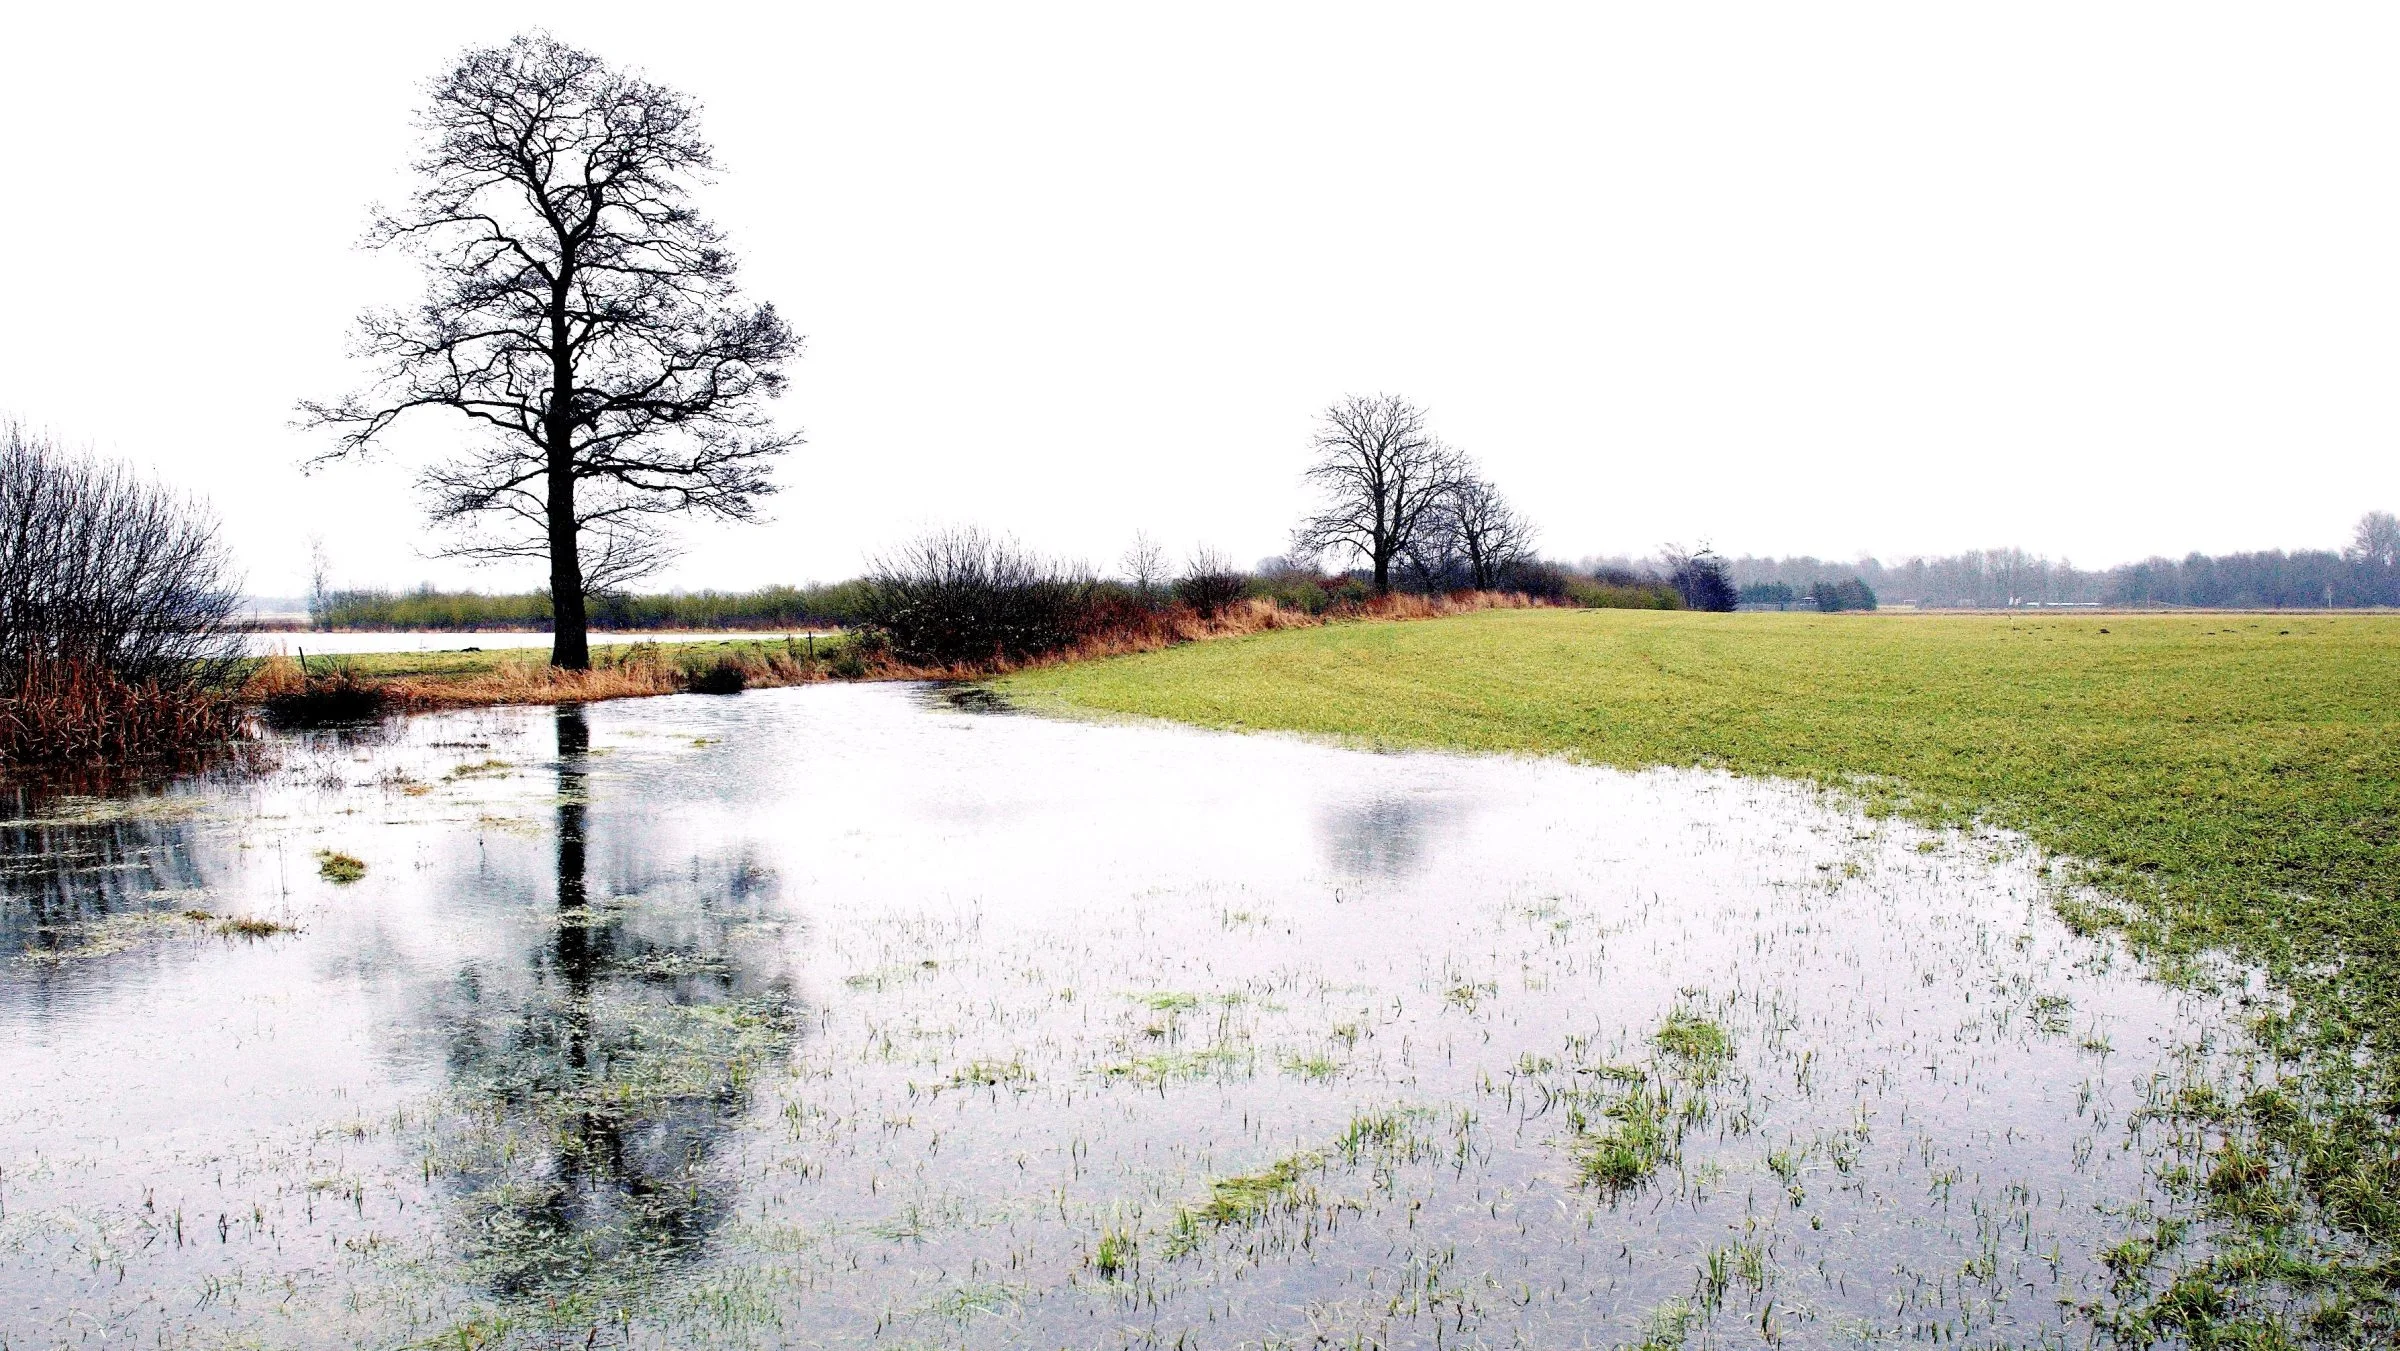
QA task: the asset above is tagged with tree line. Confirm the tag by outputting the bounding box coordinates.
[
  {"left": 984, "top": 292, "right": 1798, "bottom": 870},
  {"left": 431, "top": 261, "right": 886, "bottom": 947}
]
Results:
[{"left": 1716, "top": 513, "right": 2400, "bottom": 609}]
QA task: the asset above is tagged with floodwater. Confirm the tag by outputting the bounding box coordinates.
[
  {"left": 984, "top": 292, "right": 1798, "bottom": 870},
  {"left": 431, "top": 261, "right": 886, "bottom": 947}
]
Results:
[
  {"left": 240, "top": 630, "right": 822, "bottom": 658},
  {"left": 0, "top": 684, "right": 2253, "bottom": 1348}
]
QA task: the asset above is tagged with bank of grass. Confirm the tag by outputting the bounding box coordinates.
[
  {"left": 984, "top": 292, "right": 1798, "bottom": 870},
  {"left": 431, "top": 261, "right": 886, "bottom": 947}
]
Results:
[
  {"left": 246, "top": 592, "right": 1555, "bottom": 716},
  {"left": 245, "top": 636, "right": 838, "bottom": 714},
  {"left": 1001, "top": 608, "right": 2400, "bottom": 1344}
]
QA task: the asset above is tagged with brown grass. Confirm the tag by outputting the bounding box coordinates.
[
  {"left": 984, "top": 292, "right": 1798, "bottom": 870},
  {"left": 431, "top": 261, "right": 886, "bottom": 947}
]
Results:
[{"left": 0, "top": 655, "right": 251, "bottom": 767}]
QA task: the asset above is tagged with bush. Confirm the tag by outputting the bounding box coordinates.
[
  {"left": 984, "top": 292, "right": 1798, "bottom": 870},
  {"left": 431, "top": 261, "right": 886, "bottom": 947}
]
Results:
[
  {"left": 1565, "top": 576, "right": 1682, "bottom": 609},
  {"left": 261, "top": 670, "right": 390, "bottom": 727},
  {"left": 1174, "top": 549, "right": 1250, "bottom": 619},
  {"left": 1808, "top": 578, "right": 1878, "bottom": 612},
  {"left": 0, "top": 426, "right": 246, "bottom": 764},
  {"left": 860, "top": 528, "right": 1108, "bottom": 667},
  {"left": 683, "top": 656, "right": 749, "bottom": 695}
]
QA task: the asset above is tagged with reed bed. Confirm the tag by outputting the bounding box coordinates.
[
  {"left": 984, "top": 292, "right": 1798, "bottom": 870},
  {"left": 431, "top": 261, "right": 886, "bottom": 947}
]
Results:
[{"left": 0, "top": 655, "right": 251, "bottom": 767}]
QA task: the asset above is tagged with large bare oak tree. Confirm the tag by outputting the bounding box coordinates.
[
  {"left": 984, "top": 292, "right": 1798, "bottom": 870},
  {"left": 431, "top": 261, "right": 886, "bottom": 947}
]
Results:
[
  {"left": 301, "top": 33, "right": 798, "bottom": 669},
  {"left": 1290, "top": 394, "right": 1461, "bottom": 594}
]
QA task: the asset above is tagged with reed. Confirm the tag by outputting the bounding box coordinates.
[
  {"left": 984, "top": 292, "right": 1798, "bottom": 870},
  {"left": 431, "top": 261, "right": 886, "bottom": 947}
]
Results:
[{"left": 0, "top": 655, "right": 250, "bottom": 767}]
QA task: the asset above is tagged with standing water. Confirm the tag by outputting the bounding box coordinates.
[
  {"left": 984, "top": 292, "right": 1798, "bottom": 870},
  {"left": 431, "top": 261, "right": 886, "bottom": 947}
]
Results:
[{"left": 1, "top": 684, "right": 2247, "bottom": 1347}]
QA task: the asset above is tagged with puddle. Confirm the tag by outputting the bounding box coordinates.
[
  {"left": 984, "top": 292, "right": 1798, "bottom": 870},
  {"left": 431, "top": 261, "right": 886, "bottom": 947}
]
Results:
[{"left": 0, "top": 683, "right": 2256, "bottom": 1346}]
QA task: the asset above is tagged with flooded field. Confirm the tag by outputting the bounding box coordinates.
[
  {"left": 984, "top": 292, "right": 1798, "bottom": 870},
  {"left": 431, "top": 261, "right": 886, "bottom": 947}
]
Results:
[{"left": 1, "top": 684, "right": 2261, "bottom": 1348}]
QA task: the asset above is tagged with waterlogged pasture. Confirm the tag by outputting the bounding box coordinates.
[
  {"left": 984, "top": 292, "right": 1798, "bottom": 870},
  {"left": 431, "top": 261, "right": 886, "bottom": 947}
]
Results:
[{"left": 1, "top": 685, "right": 2265, "bottom": 1347}]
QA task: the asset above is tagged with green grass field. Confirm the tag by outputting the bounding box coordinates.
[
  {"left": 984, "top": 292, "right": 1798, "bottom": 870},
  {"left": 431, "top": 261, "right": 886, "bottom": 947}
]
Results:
[{"left": 1004, "top": 608, "right": 2400, "bottom": 1341}]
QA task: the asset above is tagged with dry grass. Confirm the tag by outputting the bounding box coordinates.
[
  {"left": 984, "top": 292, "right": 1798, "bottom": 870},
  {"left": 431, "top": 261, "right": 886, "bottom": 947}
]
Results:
[
  {"left": 245, "top": 646, "right": 816, "bottom": 712},
  {"left": 0, "top": 655, "right": 252, "bottom": 767}
]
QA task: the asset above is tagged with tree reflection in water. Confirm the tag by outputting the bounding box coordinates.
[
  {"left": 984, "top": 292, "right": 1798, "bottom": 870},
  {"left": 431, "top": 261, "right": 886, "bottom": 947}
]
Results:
[{"left": 426, "top": 703, "right": 795, "bottom": 1305}]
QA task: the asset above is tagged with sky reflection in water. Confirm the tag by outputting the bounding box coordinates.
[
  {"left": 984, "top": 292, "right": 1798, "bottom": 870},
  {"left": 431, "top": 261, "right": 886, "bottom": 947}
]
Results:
[{"left": 0, "top": 684, "right": 2246, "bottom": 1347}]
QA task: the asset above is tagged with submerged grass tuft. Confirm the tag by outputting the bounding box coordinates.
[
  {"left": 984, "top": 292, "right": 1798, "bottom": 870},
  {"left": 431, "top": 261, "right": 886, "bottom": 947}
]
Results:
[
  {"left": 315, "top": 850, "right": 367, "bottom": 883},
  {"left": 1654, "top": 1010, "right": 1731, "bottom": 1068},
  {"left": 1184, "top": 1150, "right": 1322, "bottom": 1230}
]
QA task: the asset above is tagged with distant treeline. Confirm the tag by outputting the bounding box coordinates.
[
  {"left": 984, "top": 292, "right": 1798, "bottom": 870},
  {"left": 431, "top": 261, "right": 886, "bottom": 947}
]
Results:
[
  {"left": 310, "top": 583, "right": 875, "bottom": 631},
  {"left": 1714, "top": 513, "right": 2400, "bottom": 609}
]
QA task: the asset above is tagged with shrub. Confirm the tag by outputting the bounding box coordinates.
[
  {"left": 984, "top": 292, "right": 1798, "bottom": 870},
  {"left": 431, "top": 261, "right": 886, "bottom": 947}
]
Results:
[
  {"left": 1564, "top": 572, "right": 1681, "bottom": 610},
  {"left": 260, "top": 670, "right": 390, "bottom": 727},
  {"left": 1501, "top": 561, "right": 1576, "bottom": 603},
  {"left": 1174, "top": 548, "right": 1249, "bottom": 619},
  {"left": 860, "top": 528, "right": 1104, "bottom": 666},
  {"left": 0, "top": 426, "right": 247, "bottom": 765},
  {"left": 1808, "top": 578, "right": 1878, "bottom": 612},
  {"left": 683, "top": 656, "right": 749, "bottom": 695}
]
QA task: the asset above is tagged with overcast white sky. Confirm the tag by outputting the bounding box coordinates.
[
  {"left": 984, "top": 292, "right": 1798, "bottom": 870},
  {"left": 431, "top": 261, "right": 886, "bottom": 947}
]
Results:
[{"left": 3, "top": 4, "right": 2394, "bottom": 595}]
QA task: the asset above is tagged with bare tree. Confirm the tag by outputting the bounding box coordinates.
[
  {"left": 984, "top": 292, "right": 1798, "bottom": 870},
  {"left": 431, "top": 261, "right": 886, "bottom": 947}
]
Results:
[
  {"left": 300, "top": 33, "right": 800, "bottom": 669},
  {"left": 1120, "top": 531, "right": 1168, "bottom": 602},
  {"left": 1290, "top": 394, "right": 1461, "bottom": 594},
  {"left": 1434, "top": 473, "right": 1537, "bottom": 590},
  {"left": 2348, "top": 510, "right": 2399, "bottom": 570},
  {"left": 305, "top": 535, "right": 333, "bottom": 628}
]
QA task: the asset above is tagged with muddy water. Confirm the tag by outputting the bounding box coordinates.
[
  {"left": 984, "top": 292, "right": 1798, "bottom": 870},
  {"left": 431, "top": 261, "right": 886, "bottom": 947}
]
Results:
[{"left": 0, "top": 684, "right": 2242, "bottom": 1348}]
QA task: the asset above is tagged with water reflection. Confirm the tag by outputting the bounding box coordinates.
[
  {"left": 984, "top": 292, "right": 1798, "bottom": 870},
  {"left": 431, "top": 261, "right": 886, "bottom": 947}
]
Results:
[
  {"left": 422, "top": 704, "right": 796, "bottom": 1301},
  {"left": 0, "top": 785, "right": 207, "bottom": 973},
  {"left": 1319, "top": 795, "right": 1455, "bottom": 879}
]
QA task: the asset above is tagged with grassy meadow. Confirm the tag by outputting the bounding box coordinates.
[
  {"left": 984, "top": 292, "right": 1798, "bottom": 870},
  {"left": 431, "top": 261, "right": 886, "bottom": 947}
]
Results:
[{"left": 1005, "top": 608, "right": 2400, "bottom": 1342}]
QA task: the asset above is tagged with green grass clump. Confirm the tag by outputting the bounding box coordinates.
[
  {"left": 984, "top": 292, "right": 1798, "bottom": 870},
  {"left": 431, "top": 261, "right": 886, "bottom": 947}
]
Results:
[
  {"left": 315, "top": 850, "right": 367, "bottom": 883},
  {"left": 1573, "top": 1089, "right": 1672, "bottom": 1193},
  {"left": 1093, "top": 1228, "right": 1134, "bottom": 1279},
  {"left": 1186, "top": 1150, "right": 1321, "bottom": 1228},
  {"left": 1653, "top": 1011, "right": 1732, "bottom": 1069},
  {"left": 1003, "top": 608, "right": 2400, "bottom": 1340},
  {"left": 948, "top": 1058, "right": 1028, "bottom": 1089}
]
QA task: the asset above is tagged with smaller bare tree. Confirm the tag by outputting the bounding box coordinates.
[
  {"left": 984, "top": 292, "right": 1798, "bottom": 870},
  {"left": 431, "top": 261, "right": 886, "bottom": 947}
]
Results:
[
  {"left": 2347, "top": 510, "right": 2399, "bottom": 570},
  {"left": 1291, "top": 394, "right": 1462, "bottom": 594},
  {"left": 306, "top": 535, "right": 334, "bottom": 628},
  {"left": 1120, "top": 531, "right": 1168, "bottom": 602},
  {"left": 1435, "top": 473, "right": 1537, "bottom": 590}
]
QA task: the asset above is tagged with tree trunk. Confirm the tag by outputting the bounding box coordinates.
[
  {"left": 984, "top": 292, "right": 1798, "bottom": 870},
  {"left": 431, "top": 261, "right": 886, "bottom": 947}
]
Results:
[
  {"left": 546, "top": 276, "right": 588, "bottom": 671},
  {"left": 1371, "top": 551, "right": 1390, "bottom": 595},
  {"left": 548, "top": 463, "right": 588, "bottom": 670}
]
